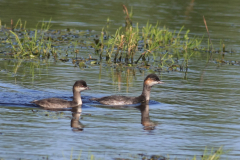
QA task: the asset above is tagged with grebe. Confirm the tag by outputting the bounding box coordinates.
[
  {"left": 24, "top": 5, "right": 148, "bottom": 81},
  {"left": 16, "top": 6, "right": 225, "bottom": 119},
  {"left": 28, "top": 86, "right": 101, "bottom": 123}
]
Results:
[
  {"left": 91, "top": 74, "right": 163, "bottom": 105},
  {"left": 31, "top": 80, "right": 90, "bottom": 109}
]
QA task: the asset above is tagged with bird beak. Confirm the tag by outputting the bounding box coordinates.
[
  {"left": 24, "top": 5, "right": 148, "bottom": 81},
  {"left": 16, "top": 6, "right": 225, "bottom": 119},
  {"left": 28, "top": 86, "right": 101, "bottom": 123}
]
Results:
[
  {"left": 86, "top": 87, "right": 91, "bottom": 90},
  {"left": 158, "top": 81, "right": 164, "bottom": 84}
]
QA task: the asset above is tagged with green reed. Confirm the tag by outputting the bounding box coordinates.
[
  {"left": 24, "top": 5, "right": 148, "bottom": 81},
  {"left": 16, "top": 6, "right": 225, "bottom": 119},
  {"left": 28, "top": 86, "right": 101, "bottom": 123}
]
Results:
[
  {"left": 96, "top": 19, "right": 202, "bottom": 67},
  {"left": 6, "top": 19, "right": 54, "bottom": 58},
  {"left": 1, "top": 6, "right": 231, "bottom": 71},
  {"left": 93, "top": 5, "right": 203, "bottom": 67},
  {"left": 61, "top": 146, "right": 225, "bottom": 160},
  {"left": 192, "top": 146, "right": 225, "bottom": 160}
]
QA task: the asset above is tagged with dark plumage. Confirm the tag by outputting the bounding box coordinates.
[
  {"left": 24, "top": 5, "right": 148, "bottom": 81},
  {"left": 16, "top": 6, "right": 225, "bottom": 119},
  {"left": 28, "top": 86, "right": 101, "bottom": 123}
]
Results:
[
  {"left": 91, "top": 74, "right": 163, "bottom": 105},
  {"left": 31, "top": 80, "right": 90, "bottom": 109}
]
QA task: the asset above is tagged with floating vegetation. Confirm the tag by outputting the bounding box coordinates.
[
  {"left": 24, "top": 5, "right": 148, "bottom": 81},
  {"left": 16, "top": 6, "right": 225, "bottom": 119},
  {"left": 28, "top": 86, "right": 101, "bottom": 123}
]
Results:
[
  {"left": 0, "top": 5, "right": 235, "bottom": 76},
  {"left": 59, "top": 146, "right": 226, "bottom": 160},
  {"left": 91, "top": 5, "right": 206, "bottom": 72},
  {"left": 4, "top": 19, "right": 55, "bottom": 58},
  {"left": 32, "top": 109, "right": 66, "bottom": 119}
]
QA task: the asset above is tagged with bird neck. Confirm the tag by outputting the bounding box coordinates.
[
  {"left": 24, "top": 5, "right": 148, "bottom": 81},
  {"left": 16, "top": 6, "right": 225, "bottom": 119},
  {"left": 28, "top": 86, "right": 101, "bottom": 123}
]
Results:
[
  {"left": 73, "top": 90, "right": 82, "bottom": 105},
  {"left": 140, "top": 83, "right": 151, "bottom": 104}
]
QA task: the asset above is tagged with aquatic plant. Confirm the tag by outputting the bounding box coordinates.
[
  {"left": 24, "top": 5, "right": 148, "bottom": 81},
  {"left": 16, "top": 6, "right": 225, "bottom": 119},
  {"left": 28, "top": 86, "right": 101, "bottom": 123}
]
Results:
[
  {"left": 192, "top": 146, "right": 225, "bottom": 160},
  {"left": 0, "top": 5, "right": 233, "bottom": 74},
  {"left": 60, "top": 146, "right": 225, "bottom": 160},
  {"left": 90, "top": 5, "right": 205, "bottom": 73},
  {"left": 6, "top": 19, "right": 55, "bottom": 58},
  {"left": 32, "top": 109, "right": 65, "bottom": 119}
]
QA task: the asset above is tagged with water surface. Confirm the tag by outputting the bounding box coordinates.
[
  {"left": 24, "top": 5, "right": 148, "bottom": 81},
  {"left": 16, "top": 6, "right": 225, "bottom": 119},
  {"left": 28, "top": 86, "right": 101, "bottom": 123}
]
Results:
[{"left": 1, "top": 0, "right": 240, "bottom": 159}]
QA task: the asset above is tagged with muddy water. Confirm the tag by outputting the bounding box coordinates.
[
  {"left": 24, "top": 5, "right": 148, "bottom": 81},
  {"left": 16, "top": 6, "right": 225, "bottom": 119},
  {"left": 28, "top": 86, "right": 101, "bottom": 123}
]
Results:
[{"left": 1, "top": 0, "right": 240, "bottom": 159}]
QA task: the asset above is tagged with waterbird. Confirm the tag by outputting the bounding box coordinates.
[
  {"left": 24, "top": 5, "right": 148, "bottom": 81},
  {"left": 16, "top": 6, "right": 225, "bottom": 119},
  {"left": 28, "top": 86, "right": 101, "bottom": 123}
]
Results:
[
  {"left": 31, "top": 80, "right": 90, "bottom": 109},
  {"left": 91, "top": 74, "right": 163, "bottom": 105}
]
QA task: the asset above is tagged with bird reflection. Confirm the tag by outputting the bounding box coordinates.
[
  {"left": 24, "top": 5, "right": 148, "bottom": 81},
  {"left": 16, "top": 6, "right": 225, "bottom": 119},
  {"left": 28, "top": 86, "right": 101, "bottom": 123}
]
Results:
[
  {"left": 71, "top": 106, "right": 84, "bottom": 131},
  {"left": 135, "top": 103, "right": 157, "bottom": 130}
]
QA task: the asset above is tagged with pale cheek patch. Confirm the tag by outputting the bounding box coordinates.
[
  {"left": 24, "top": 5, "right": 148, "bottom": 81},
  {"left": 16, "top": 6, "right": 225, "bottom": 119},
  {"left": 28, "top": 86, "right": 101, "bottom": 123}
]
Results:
[{"left": 144, "top": 78, "right": 154, "bottom": 85}]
